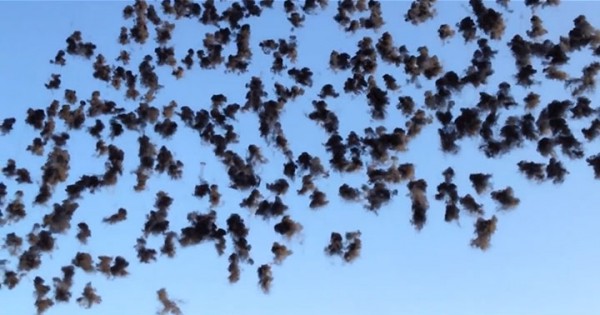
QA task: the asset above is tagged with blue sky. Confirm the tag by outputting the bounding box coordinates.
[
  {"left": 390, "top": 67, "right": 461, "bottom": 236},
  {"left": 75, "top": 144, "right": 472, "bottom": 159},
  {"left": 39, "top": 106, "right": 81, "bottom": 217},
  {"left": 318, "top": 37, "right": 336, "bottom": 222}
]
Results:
[{"left": 0, "top": 1, "right": 599, "bottom": 315}]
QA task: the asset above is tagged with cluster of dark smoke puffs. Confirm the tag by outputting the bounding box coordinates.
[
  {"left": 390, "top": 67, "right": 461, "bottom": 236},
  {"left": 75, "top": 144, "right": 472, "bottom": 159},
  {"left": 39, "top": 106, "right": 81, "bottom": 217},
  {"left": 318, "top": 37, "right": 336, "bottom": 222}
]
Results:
[{"left": 2, "top": 0, "right": 600, "bottom": 314}]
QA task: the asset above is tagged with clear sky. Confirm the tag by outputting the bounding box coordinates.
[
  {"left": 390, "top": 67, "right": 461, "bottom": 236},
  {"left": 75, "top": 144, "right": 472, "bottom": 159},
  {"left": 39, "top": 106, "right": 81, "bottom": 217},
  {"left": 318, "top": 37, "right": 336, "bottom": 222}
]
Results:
[{"left": 0, "top": 1, "right": 599, "bottom": 315}]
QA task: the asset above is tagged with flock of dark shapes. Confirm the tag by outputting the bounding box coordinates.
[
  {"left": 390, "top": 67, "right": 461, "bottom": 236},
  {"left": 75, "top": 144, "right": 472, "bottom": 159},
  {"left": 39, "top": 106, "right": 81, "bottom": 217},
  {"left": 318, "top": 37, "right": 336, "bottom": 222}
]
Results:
[{"left": 2, "top": 0, "right": 600, "bottom": 314}]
